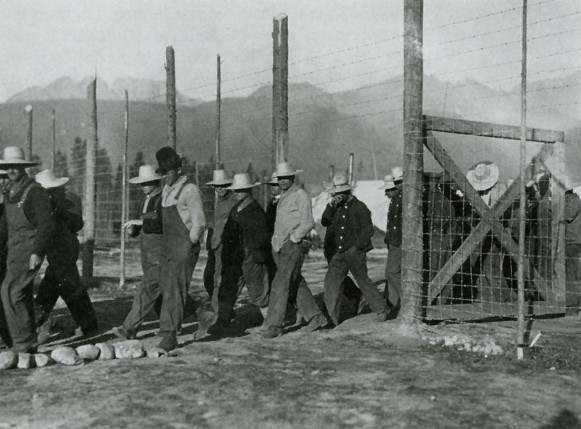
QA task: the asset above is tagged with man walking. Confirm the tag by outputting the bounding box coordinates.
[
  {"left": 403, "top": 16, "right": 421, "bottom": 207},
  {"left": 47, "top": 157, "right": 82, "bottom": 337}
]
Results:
[
  {"left": 322, "top": 173, "right": 389, "bottom": 326},
  {"left": 34, "top": 169, "right": 98, "bottom": 342},
  {"left": 260, "top": 162, "right": 326, "bottom": 338},
  {"left": 382, "top": 168, "right": 403, "bottom": 316},
  {"left": 155, "top": 147, "right": 206, "bottom": 351},
  {"left": 0, "top": 147, "right": 55, "bottom": 352},
  {"left": 112, "top": 165, "right": 163, "bottom": 340}
]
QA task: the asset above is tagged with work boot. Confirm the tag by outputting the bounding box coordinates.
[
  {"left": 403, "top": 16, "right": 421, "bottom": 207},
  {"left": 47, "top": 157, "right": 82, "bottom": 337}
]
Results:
[
  {"left": 206, "top": 321, "right": 225, "bottom": 339},
  {"left": 112, "top": 326, "right": 137, "bottom": 340},
  {"left": 374, "top": 308, "right": 391, "bottom": 322},
  {"left": 37, "top": 317, "right": 53, "bottom": 345},
  {"left": 157, "top": 331, "right": 178, "bottom": 352},
  {"left": 304, "top": 313, "right": 328, "bottom": 332},
  {"left": 258, "top": 325, "right": 282, "bottom": 339}
]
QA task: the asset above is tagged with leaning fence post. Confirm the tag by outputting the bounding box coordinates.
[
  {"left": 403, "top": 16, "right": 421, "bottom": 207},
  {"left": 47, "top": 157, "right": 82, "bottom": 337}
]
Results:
[
  {"left": 83, "top": 78, "right": 97, "bottom": 280},
  {"left": 272, "top": 13, "right": 289, "bottom": 166}
]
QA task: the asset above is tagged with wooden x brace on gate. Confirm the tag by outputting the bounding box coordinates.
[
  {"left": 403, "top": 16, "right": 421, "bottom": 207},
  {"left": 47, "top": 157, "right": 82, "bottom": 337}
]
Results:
[{"left": 424, "top": 129, "right": 556, "bottom": 304}]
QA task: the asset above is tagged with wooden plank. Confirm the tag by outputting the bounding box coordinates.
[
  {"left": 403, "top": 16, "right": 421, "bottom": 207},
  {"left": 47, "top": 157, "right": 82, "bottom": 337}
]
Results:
[
  {"left": 424, "top": 115, "right": 565, "bottom": 143},
  {"left": 550, "top": 142, "right": 566, "bottom": 309},
  {"left": 424, "top": 132, "right": 554, "bottom": 302},
  {"left": 427, "top": 143, "right": 554, "bottom": 302},
  {"left": 426, "top": 301, "right": 565, "bottom": 321}
]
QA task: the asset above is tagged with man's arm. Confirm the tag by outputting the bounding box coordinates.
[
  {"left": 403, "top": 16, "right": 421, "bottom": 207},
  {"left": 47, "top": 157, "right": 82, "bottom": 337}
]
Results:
[
  {"left": 30, "top": 187, "right": 56, "bottom": 258},
  {"left": 290, "top": 191, "right": 315, "bottom": 242},
  {"left": 355, "top": 203, "right": 374, "bottom": 250},
  {"left": 183, "top": 184, "right": 206, "bottom": 244},
  {"left": 321, "top": 201, "right": 336, "bottom": 227}
]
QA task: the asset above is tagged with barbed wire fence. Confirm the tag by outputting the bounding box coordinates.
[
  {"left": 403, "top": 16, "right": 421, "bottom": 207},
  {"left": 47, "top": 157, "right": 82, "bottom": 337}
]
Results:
[{"left": 0, "top": 0, "right": 578, "bottom": 351}]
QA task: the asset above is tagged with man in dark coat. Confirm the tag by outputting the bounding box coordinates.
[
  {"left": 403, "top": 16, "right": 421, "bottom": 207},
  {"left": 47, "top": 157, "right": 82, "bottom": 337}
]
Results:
[
  {"left": 34, "top": 169, "right": 98, "bottom": 343},
  {"left": 0, "top": 147, "right": 55, "bottom": 353},
  {"left": 322, "top": 173, "right": 388, "bottom": 325},
  {"left": 207, "top": 173, "right": 273, "bottom": 337},
  {"left": 382, "top": 168, "right": 403, "bottom": 316},
  {"left": 112, "top": 165, "right": 164, "bottom": 340}
]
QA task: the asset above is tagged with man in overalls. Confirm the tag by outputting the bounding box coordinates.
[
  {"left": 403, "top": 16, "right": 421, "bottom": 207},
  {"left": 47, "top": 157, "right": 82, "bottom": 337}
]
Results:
[
  {"left": 0, "top": 147, "right": 55, "bottom": 353},
  {"left": 34, "top": 169, "right": 98, "bottom": 342},
  {"left": 113, "top": 165, "right": 163, "bottom": 340},
  {"left": 155, "top": 147, "right": 206, "bottom": 351}
]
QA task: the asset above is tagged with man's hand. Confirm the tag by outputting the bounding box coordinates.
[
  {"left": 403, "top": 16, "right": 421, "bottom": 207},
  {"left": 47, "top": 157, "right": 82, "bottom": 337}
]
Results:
[
  {"left": 289, "top": 234, "right": 302, "bottom": 244},
  {"left": 29, "top": 254, "right": 42, "bottom": 270}
]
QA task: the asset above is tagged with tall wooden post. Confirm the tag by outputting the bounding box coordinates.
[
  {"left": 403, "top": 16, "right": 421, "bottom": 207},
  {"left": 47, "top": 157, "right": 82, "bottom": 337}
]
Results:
[
  {"left": 400, "top": 0, "right": 424, "bottom": 325},
  {"left": 215, "top": 54, "right": 222, "bottom": 169},
  {"left": 120, "top": 90, "right": 129, "bottom": 287},
  {"left": 272, "top": 13, "right": 289, "bottom": 166},
  {"left": 25, "top": 105, "right": 33, "bottom": 159},
  {"left": 83, "top": 79, "right": 97, "bottom": 279},
  {"left": 166, "top": 46, "right": 177, "bottom": 149},
  {"left": 51, "top": 107, "right": 56, "bottom": 170},
  {"left": 348, "top": 153, "right": 355, "bottom": 184},
  {"left": 329, "top": 165, "right": 335, "bottom": 183}
]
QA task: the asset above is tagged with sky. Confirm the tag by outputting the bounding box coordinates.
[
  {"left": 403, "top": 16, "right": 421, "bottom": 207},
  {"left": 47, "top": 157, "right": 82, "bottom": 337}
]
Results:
[{"left": 0, "top": 0, "right": 578, "bottom": 102}]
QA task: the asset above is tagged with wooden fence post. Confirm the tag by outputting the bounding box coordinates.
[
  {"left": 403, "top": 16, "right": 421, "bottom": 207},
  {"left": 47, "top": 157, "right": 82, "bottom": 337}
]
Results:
[
  {"left": 272, "top": 13, "right": 289, "bottom": 166},
  {"left": 399, "top": 0, "right": 424, "bottom": 325},
  {"left": 166, "top": 46, "right": 177, "bottom": 149},
  {"left": 83, "top": 79, "right": 97, "bottom": 279},
  {"left": 215, "top": 54, "right": 222, "bottom": 169},
  {"left": 51, "top": 107, "right": 56, "bottom": 170},
  {"left": 25, "top": 105, "right": 33, "bottom": 159},
  {"left": 120, "top": 90, "right": 129, "bottom": 286}
]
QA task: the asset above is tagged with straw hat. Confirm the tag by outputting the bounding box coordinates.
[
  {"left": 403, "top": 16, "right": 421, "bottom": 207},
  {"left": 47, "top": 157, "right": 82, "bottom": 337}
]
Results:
[
  {"left": 274, "top": 162, "right": 303, "bottom": 178},
  {"left": 0, "top": 146, "right": 38, "bottom": 167},
  {"left": 466, "top": 161, "right": 499, "bottom": 191},
  {"left": 206, "top": 169, "right": 232, "bottom": 186},
  {"left": 129, "top": 165, "right": 163, "bottom": 185},
  {"left": 391, "top": 166, "right": 403, "bottom": 182},
  {"left": 265, "top": 172, "right": 279, "bottom": 186},
  {"left": 378, "top": 174, "right": 396, "bottom": 190},
  {"left": 227, "top": 173, "right": 261, "bottom": 190},
  {"left": 328, "top": 172, "right": 353, "bottom": 194},
  {"left": 35, "top": 169, "right": 69, "bottom": 189}
]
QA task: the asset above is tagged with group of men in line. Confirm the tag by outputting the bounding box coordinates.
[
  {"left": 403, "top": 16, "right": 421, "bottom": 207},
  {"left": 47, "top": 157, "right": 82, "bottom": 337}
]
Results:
[{"left": 111, "top": 148, "right": 404, "bottom": 350}]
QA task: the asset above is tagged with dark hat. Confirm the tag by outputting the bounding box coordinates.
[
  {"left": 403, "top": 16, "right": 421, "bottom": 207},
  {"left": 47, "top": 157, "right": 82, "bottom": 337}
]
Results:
[{"left": 155, "top": 146, "right": 182, "bottom": 175}]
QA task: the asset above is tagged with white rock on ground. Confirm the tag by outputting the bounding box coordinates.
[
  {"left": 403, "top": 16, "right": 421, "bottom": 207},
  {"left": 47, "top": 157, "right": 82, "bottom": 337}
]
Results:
[
  {"left": 76, "top": 345, "right": 100, "bottom": 360},
  {"left": 51, "top": 347, "right": 83, "bottom": 366},
  {"left": 95, "top": 343, "right": 115, "bottom": 360},
  {"left": 17, "top": 353, "right": 34, "bottom": 369},
  {"left": 0, "top": 351, "right": 18, "bottom": 370},
  {"left": 113, "top": 340, "right": 145, "bottom": 359},
  {"left": 146, "top": 347, "right": 168, "bottom": 358},
  {"left": 34, "top": 354, "right": 51, "bottom": 367}
]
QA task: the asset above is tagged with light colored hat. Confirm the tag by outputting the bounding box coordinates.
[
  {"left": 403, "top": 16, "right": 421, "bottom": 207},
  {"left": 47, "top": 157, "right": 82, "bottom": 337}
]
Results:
[
  {"left": 227, "top": 173, "right": 261, "bottom": 190},
  {"left": 0, "top": 169, "right": 7, "bottom": 177},
  {"left": 391, "top": 166, "right": 403, "bottom": 182},
  {"left": 466, "top": 161, "right": 499, "bottom": 191},
  {"left": 206, "top": 169, "right": 233, "bottom": 186},
  {"left": 275, "top": 162, "right": 303, "bottom": 178},
  {"left": 129, "top": 165, "right": 163, "bottom": 185},
  {"left": 328, "top": 172, "right": 353, "bottom": 194},
  {"left": 379, "top": 174, "right": 396, "bottom": 190},
  {"left": 35, "top": 169, "right": 69, "bottom": 189},
  {"left": 0, "top": 146, "right": 38, "bottom": 166},
  {"left": 266, "top": 172, "right": 279, "bottom": 186}
]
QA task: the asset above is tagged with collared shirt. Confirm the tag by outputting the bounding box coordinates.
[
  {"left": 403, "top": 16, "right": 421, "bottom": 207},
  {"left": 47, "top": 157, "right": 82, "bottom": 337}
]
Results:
[
  {"left": 321, "top": 195, "right": 374, "bottom": 253},
  {"left": 271, "top": 183, "right": 314, "bottom": 252},
  {"left": 161, "top": 175, "right": 206, "bottom": 244},
  {"left": 210, "top": 192, "right": 238, "bottom": 249}
]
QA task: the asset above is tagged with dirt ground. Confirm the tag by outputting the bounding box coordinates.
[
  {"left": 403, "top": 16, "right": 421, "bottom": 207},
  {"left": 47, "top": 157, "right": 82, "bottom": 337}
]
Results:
[{"left": 1, "top": 249, "right": 580, "bottom": 429}]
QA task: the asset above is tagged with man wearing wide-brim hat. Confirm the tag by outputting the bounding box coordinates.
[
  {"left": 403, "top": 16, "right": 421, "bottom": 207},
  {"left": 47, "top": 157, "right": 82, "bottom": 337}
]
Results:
[
  {"left": 34, "top": 169, "right": 98, "bottom": 342},
  {"left": 259, "top": 162, "right": 326, "bottom": 338},
  {"left": 154, "top": 146, "right": 206, "bottom": 351},
  {"left": 0, "top": 147, "right": 55, "bottom": 352},
  {"left": 322, "top": 173, "right": 389, "bottom": 326},
  {"left": 382, "top": 170, "right": 403, "bottom": 316},
  {"left": 113, "top": 165, "right": 165, "bottom": 340},
  {"left": 206, "top": 173, "right": 274, "bottom": 338},
  {"left": 264, "top": 172, "right": 280, "bottom": 236},
  {"left": 202, "top": 168, "right": 238, "bottom": 320}
]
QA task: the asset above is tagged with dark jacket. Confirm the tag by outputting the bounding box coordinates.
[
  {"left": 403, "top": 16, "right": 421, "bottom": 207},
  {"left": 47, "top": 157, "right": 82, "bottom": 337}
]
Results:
[
  {"left": 0, "top": 177, "right": 55, "bottom": 257},
  {"left": 322, "top": 195, "right": 374, "bottom": 253},
  {"left": 141, "top": 189, "right": 163, "bottom": 235},
  {"left": 385, "top": 190, "right": 402, "bottom": 247},
  {"left": 222, "top": 198, "right": 272, "bottom": 265},
  {"left": 46, "top": 190, "right": 84, "bottom": 264}
]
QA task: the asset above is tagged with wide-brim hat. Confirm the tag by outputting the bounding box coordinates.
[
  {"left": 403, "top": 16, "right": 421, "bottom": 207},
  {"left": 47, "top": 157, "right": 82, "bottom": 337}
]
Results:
[
  {"left": 0, "top": 169, "right": 8, "bottom": 177},
  {"left": 266, "top": 172, "right": 279, "bottom": 186},
  {"left": 206, "top": 169, "right": 232, "bottom": 186},
  {"left": 155, "top": 146, "right": 182, "bottom": 175},
  {"left": 0, "top": 146, "right": 38, "bottom": 167},
  {"left": 35, "top": 169, "right": 69, "bottom": 189},
  {"left": 227, "top": 173, "right": 261, "bottom": 190},
  {"left": 391, "top": 166, "right": 403, "bottom": 182},
  {"left": 129, "top": 164, "right": 163, "bottom": 184},
  {"left": 275, "top": 162, "right": 303, "bottom": 178},
  {"left": 466, "top": 161, "right": 499, "bottom": 191},
  {"left": 327, "top": 172, "right": 353, "bottom": 194},
  {"left": 379, "top": 174, "right": 396, "bottom": 190}
]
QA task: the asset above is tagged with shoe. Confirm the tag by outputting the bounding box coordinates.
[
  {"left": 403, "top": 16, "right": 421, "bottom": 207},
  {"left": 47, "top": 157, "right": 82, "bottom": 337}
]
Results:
[
  {"left": 374, "top": 308, "right": 391, "bottom": 322},
  {"left": 157, "top": 331, "right": 178, "bottom": 352},
  {"left": 112, "top": 326, "right": 136, "bottom": 340},
  {"left": 37, "top": 317, "right": 53, "bottom": 345},
  {"left": 75, "top": 326, "right": 99, "bottom": 339},
  {"left": 206, "top": 322, "right": 225, "bottom": 338},
  {"left": 258, "top": 325, "right": 282, "bottom": 339},
  {"left": 304, "top": 313, "right": 328, "bottom": 332}
]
